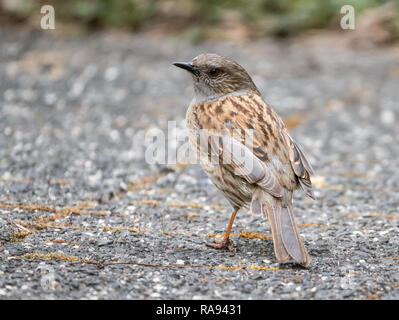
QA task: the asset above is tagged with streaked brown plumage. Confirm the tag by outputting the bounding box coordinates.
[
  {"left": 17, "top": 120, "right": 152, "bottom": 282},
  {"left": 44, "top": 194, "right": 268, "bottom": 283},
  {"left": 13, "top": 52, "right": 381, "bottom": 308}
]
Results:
[{"left": 173, "top": 53, "right": 315, "bottom": 267}]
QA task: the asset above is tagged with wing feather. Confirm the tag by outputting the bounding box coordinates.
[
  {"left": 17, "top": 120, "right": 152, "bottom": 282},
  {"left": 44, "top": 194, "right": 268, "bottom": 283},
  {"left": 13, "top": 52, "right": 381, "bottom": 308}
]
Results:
[
  {"left": 208, "top": 134, "right": 283, "bottom": 198},
  {"left": 284, "top": 133, "right": 315, "bottom": 199}
]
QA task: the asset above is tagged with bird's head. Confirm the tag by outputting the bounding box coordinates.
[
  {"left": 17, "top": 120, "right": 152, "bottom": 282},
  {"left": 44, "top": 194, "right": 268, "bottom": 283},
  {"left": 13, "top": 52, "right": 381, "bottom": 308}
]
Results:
[{"left": 173, "top": 53, "right": 259, "bottom": 101}]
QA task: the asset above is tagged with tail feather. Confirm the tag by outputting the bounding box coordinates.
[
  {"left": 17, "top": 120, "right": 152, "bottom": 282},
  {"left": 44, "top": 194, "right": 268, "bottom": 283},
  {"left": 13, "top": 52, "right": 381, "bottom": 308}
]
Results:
[
  {"left": 265, "top": 203, "right": 291, "bottom": 263},
  {"left": 251, "top": 189, "right": 310, "bottom": 267},
  {"left": 280, "top": 204, "right": 310, "bottom": 267}
]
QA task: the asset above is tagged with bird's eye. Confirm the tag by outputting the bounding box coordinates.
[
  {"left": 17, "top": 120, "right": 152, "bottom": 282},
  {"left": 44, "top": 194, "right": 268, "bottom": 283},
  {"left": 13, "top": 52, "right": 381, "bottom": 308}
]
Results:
[{"left": 209, "top": 68, "right": 220, "bottom": 77}]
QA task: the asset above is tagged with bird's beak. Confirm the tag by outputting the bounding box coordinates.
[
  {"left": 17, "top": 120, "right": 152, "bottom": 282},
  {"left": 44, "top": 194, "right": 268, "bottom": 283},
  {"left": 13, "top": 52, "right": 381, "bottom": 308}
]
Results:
[{"left": 173, "top": 62, "right": 197, "bottom": 75}]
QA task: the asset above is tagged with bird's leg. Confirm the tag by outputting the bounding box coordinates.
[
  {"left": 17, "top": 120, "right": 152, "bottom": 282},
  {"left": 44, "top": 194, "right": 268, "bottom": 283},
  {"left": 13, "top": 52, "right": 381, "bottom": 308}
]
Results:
[{"left": 206, "top": 207, "right": 238, "bottom": 252}]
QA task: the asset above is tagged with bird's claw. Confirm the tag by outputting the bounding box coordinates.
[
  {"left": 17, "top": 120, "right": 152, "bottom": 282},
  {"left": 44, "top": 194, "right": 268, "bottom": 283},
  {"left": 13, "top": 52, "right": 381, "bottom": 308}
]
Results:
[{"left": 205, "top": 238, "right": 237, "bottom": 252}]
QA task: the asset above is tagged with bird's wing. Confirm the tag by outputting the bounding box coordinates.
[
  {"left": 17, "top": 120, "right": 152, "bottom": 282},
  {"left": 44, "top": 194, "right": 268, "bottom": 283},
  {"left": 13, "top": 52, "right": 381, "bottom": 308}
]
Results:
[
  {"left": 283, "top": 132, "right": 315, "bottom": 199},
  {"left": 192, "top": 94, "right": 284, "bottom": 198},
  {"left": 207, "top": 134, "right": 283, "bottom": 198},
  {"left": 192, "top": 92, "right": 314, "bottom": 199},
  {"left": 268, "top": 107, "right": 315, "bottom": 199},
  {"left": 231, "top": 92, "right": 315, "bottom": 200}
]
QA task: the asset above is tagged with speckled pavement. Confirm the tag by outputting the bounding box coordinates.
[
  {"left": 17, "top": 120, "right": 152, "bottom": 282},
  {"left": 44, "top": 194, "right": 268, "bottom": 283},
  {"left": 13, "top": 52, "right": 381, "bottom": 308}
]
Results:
[{"left": 0, "top": 28, "right": 398, "bottom": 299}]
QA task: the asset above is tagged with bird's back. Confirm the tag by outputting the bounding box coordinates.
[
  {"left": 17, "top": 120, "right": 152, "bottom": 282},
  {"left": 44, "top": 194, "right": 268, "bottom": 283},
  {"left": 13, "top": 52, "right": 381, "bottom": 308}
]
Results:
[{"left": 186, "top": 91, "right": 299, "bottom": 193}]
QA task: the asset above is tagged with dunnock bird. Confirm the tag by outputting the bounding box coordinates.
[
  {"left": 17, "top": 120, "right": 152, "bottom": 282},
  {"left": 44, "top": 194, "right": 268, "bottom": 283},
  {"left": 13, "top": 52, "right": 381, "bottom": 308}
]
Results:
[{"left": 173, "top": 53, "right": 315, "bottom": 267}]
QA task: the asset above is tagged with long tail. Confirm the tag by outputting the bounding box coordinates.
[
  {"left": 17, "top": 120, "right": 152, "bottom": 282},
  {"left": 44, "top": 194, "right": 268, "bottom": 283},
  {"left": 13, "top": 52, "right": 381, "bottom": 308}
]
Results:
[{"left": 251, "top": 189, "right": 310, "bottom": 267}]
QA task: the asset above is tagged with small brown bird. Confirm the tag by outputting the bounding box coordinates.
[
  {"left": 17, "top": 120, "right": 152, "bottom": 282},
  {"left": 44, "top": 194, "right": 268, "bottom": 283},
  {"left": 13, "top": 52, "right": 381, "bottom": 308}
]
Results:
[{"left": 173, "top": 53, "right": 315, "bottom": 267}]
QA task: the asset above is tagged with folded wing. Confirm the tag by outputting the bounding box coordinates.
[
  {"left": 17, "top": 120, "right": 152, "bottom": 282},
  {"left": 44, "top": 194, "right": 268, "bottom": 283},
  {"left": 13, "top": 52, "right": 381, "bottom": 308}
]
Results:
[{"left": 207, "top": 134, "right": 284, "bottom": 198}]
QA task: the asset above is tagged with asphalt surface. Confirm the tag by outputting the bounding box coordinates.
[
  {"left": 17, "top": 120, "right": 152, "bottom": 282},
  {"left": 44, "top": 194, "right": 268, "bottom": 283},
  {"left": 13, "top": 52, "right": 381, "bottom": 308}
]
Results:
[{"left": 0, "top": 28, "right": 398, "bottom": 300}]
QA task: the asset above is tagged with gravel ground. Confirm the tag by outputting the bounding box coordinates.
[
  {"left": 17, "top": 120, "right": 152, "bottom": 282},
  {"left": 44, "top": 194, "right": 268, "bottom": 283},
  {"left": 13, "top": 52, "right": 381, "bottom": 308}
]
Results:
[{"left": 0, "top": 28, "right": 398, "bottom": 300}]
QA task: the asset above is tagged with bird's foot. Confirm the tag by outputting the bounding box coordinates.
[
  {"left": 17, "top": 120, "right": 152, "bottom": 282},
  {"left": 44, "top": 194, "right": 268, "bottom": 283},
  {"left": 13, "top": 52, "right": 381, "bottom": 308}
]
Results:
[{"left": 205, "top": 238, "right": 237, "bottom": 252}]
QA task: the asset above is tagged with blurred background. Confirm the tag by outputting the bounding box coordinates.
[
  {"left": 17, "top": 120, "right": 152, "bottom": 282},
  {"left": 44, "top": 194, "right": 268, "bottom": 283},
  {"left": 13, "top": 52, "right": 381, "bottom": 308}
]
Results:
[
  {"left": 1, "top": 0, "right": 398, "bottom": 42},
  {"left": 1, "top": 0, "right": 399, "bottom": 300}
]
